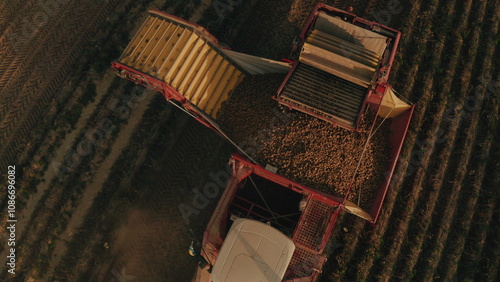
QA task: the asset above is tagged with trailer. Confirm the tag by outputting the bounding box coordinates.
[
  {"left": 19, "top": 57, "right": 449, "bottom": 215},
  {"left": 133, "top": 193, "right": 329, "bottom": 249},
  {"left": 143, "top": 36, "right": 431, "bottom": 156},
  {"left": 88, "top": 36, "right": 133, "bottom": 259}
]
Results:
[{"left": 112, "top": 3, "right": 415, "bottom": 281}]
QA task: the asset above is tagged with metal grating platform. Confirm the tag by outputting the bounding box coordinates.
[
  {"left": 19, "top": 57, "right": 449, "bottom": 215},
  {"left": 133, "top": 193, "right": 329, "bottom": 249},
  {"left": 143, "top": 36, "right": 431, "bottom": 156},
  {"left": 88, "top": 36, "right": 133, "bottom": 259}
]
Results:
[
  {"left": 285, "top": 245, "right": 326, "bottom": 279},
  {"left": 279, "top": 63, "right": 367, "bottom": 127},
  {"left": 294, "top": 198, "right": 336, "bottom": 251}
]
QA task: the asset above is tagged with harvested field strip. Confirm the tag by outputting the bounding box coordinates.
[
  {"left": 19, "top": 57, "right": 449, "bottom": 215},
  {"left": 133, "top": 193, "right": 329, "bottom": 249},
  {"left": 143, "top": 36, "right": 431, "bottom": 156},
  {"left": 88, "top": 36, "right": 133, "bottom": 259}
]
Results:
[
  {"left": 2, "top": 82, "right": 140, "bottom": 279},
  {"left": 40, "top": 89, "right": 157, "bottom": 280},
  {"left": 42, "top": 91, "right": 164, "bottom": 280},
  {"left": 230, "top": 0, "right": 300, "bottom": 58},
  {"left": 392, "top": 0, "right": 474, "bottom": 278},
  {"left": 372, "top": 1, "right": 459, "bottom": 280},
  {"left": 416, "top": 2, "right": 498, "bottom": 279},
  {"left": 55, "top": 112, "right": 230, "bottom": 281},
  {"left": 7, "top": 78, "right": 126, "bottom": 238},
  {"left": 50, "top": 99, "right": 182, "bottom": 280},
  {"left": 438, "top": 87, "right": 498, "bottom": 280},
  {"left": 458, "top": 163, "right": 498, "bottom": 280},
  {"left": 0, "top": 72, "right": 118, "bottom": 269},
  {"left": 474, "top": 170, "right": 499, "bottom": 280},
  {"left": 328, "top": 217, "right": 366, "bottom": 279},
  {"left": 391, "top": 0, "right": 440, "bottom": 99}
]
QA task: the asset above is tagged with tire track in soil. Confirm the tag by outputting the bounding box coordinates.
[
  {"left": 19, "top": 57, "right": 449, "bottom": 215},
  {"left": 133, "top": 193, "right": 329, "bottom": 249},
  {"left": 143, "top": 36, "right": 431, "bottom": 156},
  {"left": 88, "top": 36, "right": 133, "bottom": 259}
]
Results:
[
  {"left": 2, "top": 82, "right": 134, "bottom": 279},
  {"left": 392, "top": 0, "right": 474, "bottom": 278},
  {"left": 0, "top": 0, "right": 39, "bottom": 64},
  {"left": 0, "top": 0, "right": 70, "bottom": 97},
  {"left": 328, "top": 217, "right": 367, "bottom": 279},
  {"left": 102, "top": 118, "right": 230, "bottom": 281},
  {"left": 0, "top": 71, "right": 117, "bottom": 269},
  {"left": 0, "top": 2, "right": 24, "bottom": 36},
  {"left": 0, "top": 0, "right": 92, "bottom": 119},
  {"left": 40, "top": 89, "right": 158, "bottom": 280},
  {"left": 416, "top": 2, "right": 498, "bottom": 279},
  {"left": 46, "top": 4, "right": 227, "bottom": 279},
  {"left": 0, "top": 0, "right": 119, "bottom": 169}
]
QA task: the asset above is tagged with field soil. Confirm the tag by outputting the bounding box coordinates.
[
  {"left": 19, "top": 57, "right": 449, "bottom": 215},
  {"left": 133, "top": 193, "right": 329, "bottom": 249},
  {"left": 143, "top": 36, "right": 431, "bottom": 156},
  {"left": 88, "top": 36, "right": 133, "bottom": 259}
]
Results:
[{"left": 0, "top": 0, "right": 498, "bottom": 281}]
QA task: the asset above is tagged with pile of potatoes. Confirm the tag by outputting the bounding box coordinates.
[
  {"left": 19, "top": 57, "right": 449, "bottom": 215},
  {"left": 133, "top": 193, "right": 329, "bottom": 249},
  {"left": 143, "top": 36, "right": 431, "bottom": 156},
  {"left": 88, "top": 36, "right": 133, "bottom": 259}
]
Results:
[{"left": 217, "top": 75, "right": 391, "bottom": 211}]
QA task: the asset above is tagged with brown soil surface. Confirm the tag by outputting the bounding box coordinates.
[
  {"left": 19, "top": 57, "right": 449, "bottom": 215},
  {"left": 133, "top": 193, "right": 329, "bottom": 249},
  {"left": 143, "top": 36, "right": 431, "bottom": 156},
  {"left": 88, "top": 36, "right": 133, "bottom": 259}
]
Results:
[{"left": 1, "top": 0, "right": 498, "bottom": 281}]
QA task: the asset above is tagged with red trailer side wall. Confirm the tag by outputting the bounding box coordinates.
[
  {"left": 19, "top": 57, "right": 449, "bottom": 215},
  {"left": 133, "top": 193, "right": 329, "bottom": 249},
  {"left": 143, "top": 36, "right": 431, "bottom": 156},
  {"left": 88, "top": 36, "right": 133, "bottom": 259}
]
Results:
[{"left": 369, "top": 105, "right": 415, "bottom": 223}]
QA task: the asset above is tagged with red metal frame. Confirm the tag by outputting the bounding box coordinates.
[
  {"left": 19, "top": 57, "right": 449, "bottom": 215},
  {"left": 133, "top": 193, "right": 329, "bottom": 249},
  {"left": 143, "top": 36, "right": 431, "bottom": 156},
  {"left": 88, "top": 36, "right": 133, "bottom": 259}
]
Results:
[
  {"left": 111, "top": 62, "right": 223, "bottom": 133},
  {"left": 113, "top": 5, "right": 414, "bottom": 225},
  {"left": 369, "top": 105, "right": 415, "bottom": 223},
  {"left": 278, "top": 3, "right": 402, "bottom": 130},
  {"left": 112, "top": 6, "right": 416, "bottom": 281},
  {"left": 202, "top": 154, "right": 342, "bottom": 280}
]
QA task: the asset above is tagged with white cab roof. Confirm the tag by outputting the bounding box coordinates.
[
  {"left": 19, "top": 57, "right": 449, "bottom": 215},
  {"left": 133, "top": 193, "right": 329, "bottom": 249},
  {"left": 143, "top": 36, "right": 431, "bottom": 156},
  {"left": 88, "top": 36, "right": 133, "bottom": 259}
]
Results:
[{"left": 211, "top": 219, "right": 295, "bottom": 282}]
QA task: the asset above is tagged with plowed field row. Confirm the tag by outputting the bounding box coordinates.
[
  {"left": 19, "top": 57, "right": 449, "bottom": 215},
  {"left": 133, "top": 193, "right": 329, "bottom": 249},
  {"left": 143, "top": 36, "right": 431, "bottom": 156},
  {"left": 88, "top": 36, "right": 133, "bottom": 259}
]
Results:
[
  {"left": 1, "top": 0, "right": 496, "bottom": 281},
  {"left": 0, "top": 0, "right": 119, "bottom": 169}
]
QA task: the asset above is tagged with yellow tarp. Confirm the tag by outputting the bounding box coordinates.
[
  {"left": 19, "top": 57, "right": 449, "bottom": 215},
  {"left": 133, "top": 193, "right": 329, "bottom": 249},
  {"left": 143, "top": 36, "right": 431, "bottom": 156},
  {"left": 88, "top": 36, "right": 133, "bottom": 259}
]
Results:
[{"left": 378, "top": 87, "right": 412, "bottom": 118}]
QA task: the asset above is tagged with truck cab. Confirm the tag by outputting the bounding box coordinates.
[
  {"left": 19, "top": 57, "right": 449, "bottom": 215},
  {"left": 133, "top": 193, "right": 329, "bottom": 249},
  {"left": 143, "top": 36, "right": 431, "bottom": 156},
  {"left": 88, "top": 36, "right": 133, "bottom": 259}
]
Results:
[{"left": 210, "top": 219, "right": 296, "bottom": 282}]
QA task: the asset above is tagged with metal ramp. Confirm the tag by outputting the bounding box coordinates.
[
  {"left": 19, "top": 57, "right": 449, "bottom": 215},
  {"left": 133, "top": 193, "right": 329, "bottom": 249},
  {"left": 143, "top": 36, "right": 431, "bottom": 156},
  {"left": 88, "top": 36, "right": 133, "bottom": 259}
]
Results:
[{"left": 279, "top": 63, "right": 366, "bottom": 127}]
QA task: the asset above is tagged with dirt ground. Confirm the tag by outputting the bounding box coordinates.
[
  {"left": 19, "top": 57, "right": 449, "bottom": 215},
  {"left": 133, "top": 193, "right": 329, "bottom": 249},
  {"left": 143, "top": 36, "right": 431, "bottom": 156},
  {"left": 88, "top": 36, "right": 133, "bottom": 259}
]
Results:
[{"left": 0, "top": 0, "right": 498, "bottom": 281}]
